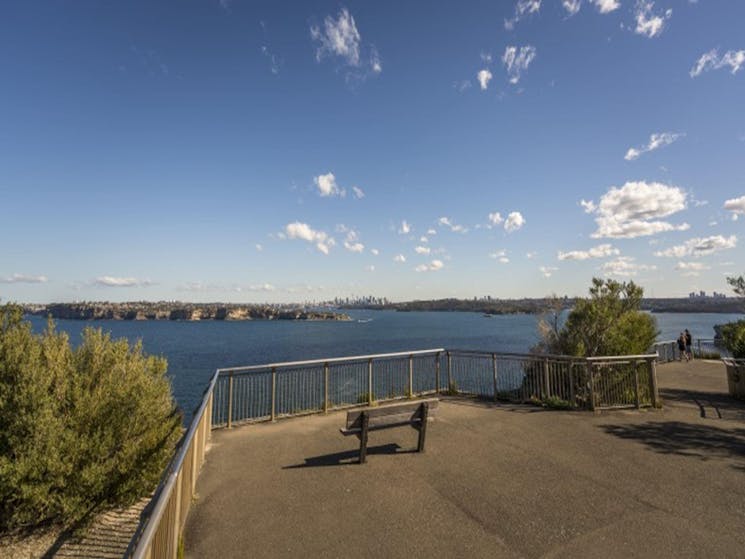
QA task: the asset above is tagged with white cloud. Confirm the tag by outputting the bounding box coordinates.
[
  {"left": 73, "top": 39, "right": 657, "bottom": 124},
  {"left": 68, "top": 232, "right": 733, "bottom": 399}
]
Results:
[
  {"left": 580, "top": 199, "right": 596, "bottom": 213},
  {"left": 675, "top": 262, "right": 710, "bottom": 276},
  {"left": 586, "top": 181, "right": 689, "bottom": 239},
  {"left": 557, "top": 244, "right": 620, "bottom": 261},
  {"left": 370, "top": 248, "right": 379, "bottom": 256},
  {"left": 419, "top": 236, "right": 429, "bottom": 243},
  {"left": 502, "top": 46, "right": 536, "bottom": 84},
  {"left": 724, "top": 195, "right": 745, "bottom": 217},
  {"left": 690, "top": 49, "right": 745, "bottom": 78},
  {"left": 654, "top": 235, "right": 737, "bottom": 258},
  {"left": 592, "top": 0, "right": 620, "bottom": 13},
  {"left": 399, "top": 220, "right": 411, "bottom": 235},
  {"left": 94, "top": 276, "right": 153, "bottom": 287},
  {"left": 504, "top": 211, "right": 526, "bottom": 233},
  {"left": 487, "top": 212, "right": 503, "bottom": 227},
  {"left": 393, "top": 254, "right": 406, "bottom": 263},
  {"left": 438, "top": 216, "right": 468, "bottom": 233},
  {"left": 563, "top": 0, "right": 620, "bottom": 14},
  {"left": 344, "top": 241, "right": 365, "bottom": 253},
  {"left": 351, "top": 186, "right": 365, "bottom": 199},
  {"left": 415, "top": 259, "right": 444, "bottom": 272},
  {"left": 634, "top": 1, "right": 671, "bottom": 38},
  {"left": 314, "top": 172, "right": 343, "bottom": 197},
  {"left": 563, "top": 0, "right": 582, "bottom": 15},
  {"left": 0, "top": 273, "right": 48, "bottom": 284},
  {"left": 415, "top": 246, "right": 431, "bottom": 255},
  {"left": 365, "top": 265, "right": 375, "bottom": 272},
  {"left": 285, "top": 221, "right": 335, "bottom": 254},
  {"left": 427, "top": 228, "right": 437, "bottom": 236},
  {"left": 539, "top": 266, "right": 557, "bottom": 278},
  {"left": 310, "top": 8, "right": 381, "bottom": 75},
  {"left": 477, "top": 69, "right": 493, "bottom": 90},
  {"left": 311, "top": 8, "right": 360, "bottom": 66},
  {"left": 601, "top": 257, "right": 656, "bottom": 277},
  {"left": 526, "top": 251, "right": 537, "bottom": 259},
  {"left": 624, "top": 132, "right": 684, "bottom": 161},
  {"left": 504, "top": 0, "right": 541, "bottom": 30},
  {"left": 243, "top": 283, "right": 276, "bottom": 292},
  {"left": 255, "top": 243, "right": 263, "bottom": 252}
]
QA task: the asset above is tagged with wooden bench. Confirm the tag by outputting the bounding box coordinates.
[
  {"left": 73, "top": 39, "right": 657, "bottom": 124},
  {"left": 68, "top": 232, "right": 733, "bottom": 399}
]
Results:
[{"left": 340, "top": 399, "right": 439, "bottom": 464}]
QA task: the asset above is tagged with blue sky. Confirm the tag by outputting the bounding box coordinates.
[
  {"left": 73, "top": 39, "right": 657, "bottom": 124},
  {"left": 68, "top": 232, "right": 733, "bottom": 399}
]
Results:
[{"left": 1, "top": 0, "right": 744, "bottom": 303}]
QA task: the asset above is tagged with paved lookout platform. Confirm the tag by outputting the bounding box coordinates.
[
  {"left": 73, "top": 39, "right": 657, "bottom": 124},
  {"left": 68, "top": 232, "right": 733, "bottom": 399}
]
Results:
[{"left": 185, "top": 360, "right": 745, "bottom": 558}]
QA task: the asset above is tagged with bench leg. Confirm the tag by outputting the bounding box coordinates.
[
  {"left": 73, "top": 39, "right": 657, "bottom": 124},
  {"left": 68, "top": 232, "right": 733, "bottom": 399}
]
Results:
[
  {"left": 359, "top": 412, "right": 369, "bottom": 464},
  {"left": 417, "top": 403, "right": 429, "bottom": 453}
]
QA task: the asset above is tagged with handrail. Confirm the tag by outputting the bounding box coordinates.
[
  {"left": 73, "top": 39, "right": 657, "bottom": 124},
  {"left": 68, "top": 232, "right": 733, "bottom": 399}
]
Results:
[
  {"left": 126, "top": 368, "right": 221, "bottom": 558},
  {"left": 217, "top": 348, "right": 445, "bottom": 374},
  {"left": 586, "top": 354, "right": 658, "bottom": 361}
]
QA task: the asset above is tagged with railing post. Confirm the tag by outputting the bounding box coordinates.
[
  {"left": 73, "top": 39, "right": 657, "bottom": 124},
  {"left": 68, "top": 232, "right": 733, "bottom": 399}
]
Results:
[
  {"left": 408, "top": 354, "right": 414, "bottom": 399},
  {"left": 587, "top": 361, "right": 596, "bottom": 412},
  {"left": 271, "top": 367, "right": 277, "bottom": 421},
  {"left": 227, "top": 373, "right": 234, "bottom": 429},
  {"left": 324, "top": 362, "right": 329, "bottom": 414},
  {"left": 633, "top": 360, "right": 640, "bottom": 409},
  {"left": 697, "top": 339, "right": 701, "bottom": 359},
  {"left": 368, "top": 358, "right": 374, "bottom": 406},
  {"left": 543, "top": 357, "right": 550, "bottom": 399},
  {"left": 172, "top": 471, "right": 183, "bottom": 557},
  {"left": 447, "top": 351, "right": 452, "bottom": 392},
  {"left": 648, "top": 358, "right": 660, "bottom": 408},
  {"left": 435, "top": 353, "right": 441, "bottom": 394},
  {"left": 569, "top": 362, "right": 576, "bottom": 407},
  {"left": 492, "top": 353, "right": 498, "bottom": 402}
]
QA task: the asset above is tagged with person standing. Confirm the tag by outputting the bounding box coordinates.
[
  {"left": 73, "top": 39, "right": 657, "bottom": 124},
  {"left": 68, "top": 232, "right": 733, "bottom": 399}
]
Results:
[
  {"left": 677, "top": 333, "right": 687, "bottom": 362},
  {"left": 684, "top": 329, "right": 693, "bottom": 361}
]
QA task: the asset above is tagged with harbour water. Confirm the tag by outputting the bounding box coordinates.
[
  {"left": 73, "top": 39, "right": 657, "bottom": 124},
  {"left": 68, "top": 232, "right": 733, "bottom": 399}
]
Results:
[{"left": 26, "top": 310, "right": 741, "bottom": 417}]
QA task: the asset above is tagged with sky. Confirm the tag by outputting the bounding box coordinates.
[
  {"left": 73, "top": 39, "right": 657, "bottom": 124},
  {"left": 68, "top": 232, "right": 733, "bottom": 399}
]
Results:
[{"left": 1, "top": 0, "right": 744, "bottom": 303}]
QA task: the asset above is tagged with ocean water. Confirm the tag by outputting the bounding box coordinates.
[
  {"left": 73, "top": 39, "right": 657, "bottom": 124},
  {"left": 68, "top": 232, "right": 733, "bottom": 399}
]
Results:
[{"left": 26, "top": 310, "right": 741, "bottom": 418}]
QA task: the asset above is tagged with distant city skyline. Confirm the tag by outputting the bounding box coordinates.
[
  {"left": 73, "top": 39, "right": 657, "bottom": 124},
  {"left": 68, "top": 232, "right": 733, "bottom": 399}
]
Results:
[{"left": 1, "top": 1, "right": 744, "bottom": 303}]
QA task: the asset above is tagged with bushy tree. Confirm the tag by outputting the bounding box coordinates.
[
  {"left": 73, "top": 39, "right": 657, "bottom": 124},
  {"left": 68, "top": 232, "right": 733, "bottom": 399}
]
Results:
[
  {"left": 720, "top": 320, "right": 745, "bottom": 359},
  {"left": 727, "top": 274, "right": 745, "bottom": 298},
  {"left": 536, "top": 278, "right": 658, "bottom": 357},
  {"left": 0, "top": 304, "right": 181, "bottom": 532}
]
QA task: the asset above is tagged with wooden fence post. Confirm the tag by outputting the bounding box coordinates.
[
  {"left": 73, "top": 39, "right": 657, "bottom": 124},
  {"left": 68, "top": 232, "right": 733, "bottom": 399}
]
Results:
[
  {"left": 569, "top": 362, "right": 576, "bottom": 407},
  {"left": 543, "top": 357, "right": 550, "bottom": 399},
  {"left": 587, "top": 361, "right": 596, "bottom": 411}
]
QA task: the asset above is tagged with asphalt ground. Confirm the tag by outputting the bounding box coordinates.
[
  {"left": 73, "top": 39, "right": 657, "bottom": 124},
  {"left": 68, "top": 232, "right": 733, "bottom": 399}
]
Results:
[{"left": 185, "top": 360, "right": 745, "bottom": 558}]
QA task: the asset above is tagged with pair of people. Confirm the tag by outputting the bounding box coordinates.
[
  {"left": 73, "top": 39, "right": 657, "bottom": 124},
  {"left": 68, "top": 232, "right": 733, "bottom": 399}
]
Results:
[{"left": 677, "top": 329, "right": 693, "bottom": 361}]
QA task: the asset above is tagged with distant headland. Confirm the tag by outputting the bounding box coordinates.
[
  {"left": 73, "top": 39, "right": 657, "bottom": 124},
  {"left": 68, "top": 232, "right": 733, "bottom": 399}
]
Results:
[{"left": 23, "top": 302, "right": 350, "bottom": 321}]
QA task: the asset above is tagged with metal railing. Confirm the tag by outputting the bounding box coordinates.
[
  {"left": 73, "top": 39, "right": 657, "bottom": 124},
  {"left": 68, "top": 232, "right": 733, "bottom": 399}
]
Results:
[
  {"left": 653, "top": 338, "right": 726, "bottom": 362},
  {"left": 125, "top": 370, "right": 217, "bottom": 559},
  {"left": 125, "top": 348, "right": 660, "bottom": 558}
]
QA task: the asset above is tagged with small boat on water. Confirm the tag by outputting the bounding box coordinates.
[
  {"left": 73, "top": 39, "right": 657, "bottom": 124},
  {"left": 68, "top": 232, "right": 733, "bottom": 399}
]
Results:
[{"left": 357, "top": 318, "right": 373, "bottom": 323}]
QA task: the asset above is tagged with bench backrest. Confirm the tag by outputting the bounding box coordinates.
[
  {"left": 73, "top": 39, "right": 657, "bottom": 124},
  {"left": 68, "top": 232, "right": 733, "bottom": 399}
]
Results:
[{"left": 345, "top": 399, "right": 439, "bottom": 430}]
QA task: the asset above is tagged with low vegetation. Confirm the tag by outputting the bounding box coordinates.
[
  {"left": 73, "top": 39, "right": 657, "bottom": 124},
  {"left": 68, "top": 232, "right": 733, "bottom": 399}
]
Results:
[
  {"left": 0, "top": 304, "right": 181, "bottom": 533},
  {"left": 721, "top": 274, "right": 745, "bottom": 359}
]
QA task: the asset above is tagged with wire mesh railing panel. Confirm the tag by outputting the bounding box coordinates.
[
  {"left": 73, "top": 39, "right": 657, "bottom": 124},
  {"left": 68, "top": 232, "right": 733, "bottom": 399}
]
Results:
[
  {"left": 373, "top": 356, "right": 410, "bottom": 401},
  {"left": 591, "top": 361, "right": 651, "bottom": 409},
  {"left": 449, "top": 352, "right": 494, "bottom": 397},
  {"left": 412, "top": 353, "right": 439, "bottom": 395},
  {"left": 328, "top": 361, "right": 368, "bottom": 408},
  {"left": 275, "top": 366, "right": 324, "bottom": 416},
  {"left": 233, "top": 371, "right": 272, "bottom": 422},
  {"left": 212, "top": 376, "right": 229, "bottom": 427},
  {"left": 494, "top": 357, "right": 530, "bottom": 402}
]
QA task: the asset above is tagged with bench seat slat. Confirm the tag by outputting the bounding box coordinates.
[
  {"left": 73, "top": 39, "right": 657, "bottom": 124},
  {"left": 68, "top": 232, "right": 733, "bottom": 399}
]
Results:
[{"left": 344, "top": 399, "right": 439, "bottom": 430}]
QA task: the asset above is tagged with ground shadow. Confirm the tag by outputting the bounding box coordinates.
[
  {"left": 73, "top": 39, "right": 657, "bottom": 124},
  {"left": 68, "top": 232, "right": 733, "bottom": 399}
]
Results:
[
  {"left": 601, "top": 421, "right": 745, "bottom": 471},
  {"left": 284, "top": 443, "right": 415, "bottom": 468},
  {"left": 661, "top": 388, "right": 745, "bottom": 421}
]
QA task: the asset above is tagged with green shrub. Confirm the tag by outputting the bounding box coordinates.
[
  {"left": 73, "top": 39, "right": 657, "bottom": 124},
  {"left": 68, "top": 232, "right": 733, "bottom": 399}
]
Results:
[
  {"left": 720, "top": 320, "right": 745, "bottom": 359},
  {"left": 0, "top": 304, "right": 181, "bottom": 532},
  {"left": 536, "top": 278, "right": 658, "bottom": 357}
]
